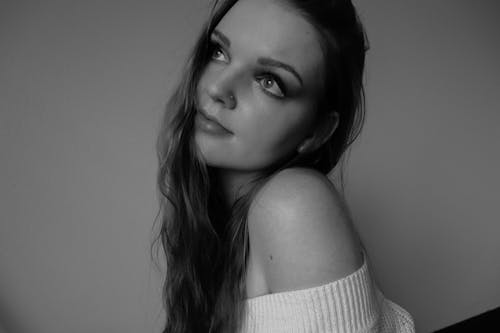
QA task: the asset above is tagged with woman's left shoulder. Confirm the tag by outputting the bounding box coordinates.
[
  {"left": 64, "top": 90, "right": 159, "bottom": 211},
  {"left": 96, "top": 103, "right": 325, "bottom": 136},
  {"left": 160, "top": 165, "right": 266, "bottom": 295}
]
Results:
[
  {"left": 263, "top": 167, "right": 345, "bottom": 207},
  {"left": 248, "top": 167, "right": 363, "bottom": 293},
  {"left": 274, "top": 167, "right": 339, "bottom": 189}
]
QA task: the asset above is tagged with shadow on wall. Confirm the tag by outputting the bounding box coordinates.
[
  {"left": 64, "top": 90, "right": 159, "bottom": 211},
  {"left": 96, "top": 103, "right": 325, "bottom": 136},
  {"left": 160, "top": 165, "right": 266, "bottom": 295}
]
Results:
[{"left": 0, "top": 298, "right": 23, "bottom": 333}]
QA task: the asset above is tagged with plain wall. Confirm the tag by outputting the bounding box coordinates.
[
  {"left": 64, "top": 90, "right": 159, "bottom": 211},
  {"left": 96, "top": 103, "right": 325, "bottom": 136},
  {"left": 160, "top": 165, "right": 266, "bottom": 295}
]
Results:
[
  {"left": 1, "top": 0, "right": 499, "bottom": 332},
  {"left": 346, "top": 1, "right": 500, "bottom": 331}
]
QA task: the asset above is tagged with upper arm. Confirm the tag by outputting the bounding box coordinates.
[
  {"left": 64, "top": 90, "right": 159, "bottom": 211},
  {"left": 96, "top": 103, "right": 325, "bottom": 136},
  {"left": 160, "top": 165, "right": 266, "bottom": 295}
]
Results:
[{"left": 248, "top": 168, "right": 363, "bottom": 294}]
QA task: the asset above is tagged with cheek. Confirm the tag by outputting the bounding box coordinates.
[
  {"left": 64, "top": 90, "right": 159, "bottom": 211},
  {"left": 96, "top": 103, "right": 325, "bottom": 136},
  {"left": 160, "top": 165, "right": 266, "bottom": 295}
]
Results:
[
  {"left": 196, "top": 64, "right": 215, "bottom": 103},
  {"left": 239, "top": 107, "right": 313, "bottom": 161},
  {"left": 196, "top": 73, "right": 207, "bottom": 104}
]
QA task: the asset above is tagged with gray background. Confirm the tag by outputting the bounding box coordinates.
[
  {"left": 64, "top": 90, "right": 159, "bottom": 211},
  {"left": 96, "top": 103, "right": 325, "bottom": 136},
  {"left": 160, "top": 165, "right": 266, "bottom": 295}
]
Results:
[{"left": 1, "top": 0, "right": 499, "bottom": 332}]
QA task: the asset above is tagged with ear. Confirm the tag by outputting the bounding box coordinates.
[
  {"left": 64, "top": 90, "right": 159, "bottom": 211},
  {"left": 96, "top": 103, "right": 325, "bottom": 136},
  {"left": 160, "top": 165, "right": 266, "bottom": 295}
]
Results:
[{"left": 297, "top": 111, "right": 339, "bottom": 154}]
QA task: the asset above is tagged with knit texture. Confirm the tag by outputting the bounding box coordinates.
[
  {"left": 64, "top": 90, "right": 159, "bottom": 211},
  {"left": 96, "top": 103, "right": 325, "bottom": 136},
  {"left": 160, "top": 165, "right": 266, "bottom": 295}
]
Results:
[{"left": 240, "top": 251, "right": 415, "bottom": 332}]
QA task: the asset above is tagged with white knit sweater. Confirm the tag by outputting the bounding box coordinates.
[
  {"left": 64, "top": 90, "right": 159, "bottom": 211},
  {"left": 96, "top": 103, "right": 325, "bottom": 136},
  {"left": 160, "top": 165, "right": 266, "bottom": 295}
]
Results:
[{"left": 240, "top": 251, "right": 415, "bottom": 332}]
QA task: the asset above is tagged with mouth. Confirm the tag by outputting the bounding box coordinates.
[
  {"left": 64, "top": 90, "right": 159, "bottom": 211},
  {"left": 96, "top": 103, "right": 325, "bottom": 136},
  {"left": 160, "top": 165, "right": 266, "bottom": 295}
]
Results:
[{"left": 196, "top": 108, "right": 233, "bottom": 134}]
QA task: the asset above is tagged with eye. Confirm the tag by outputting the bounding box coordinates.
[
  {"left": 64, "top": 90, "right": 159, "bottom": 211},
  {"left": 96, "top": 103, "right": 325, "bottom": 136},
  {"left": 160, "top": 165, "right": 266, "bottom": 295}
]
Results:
[
  {"left": 209, "top": 41, "right": 228, "bottom": 62},
  {"left": 257, "top": 75, "right": 285, "bottom": 98}
]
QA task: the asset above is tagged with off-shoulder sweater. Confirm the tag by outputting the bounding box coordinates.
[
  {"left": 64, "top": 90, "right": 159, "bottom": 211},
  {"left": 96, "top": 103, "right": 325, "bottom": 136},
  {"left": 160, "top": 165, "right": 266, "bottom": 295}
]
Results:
[{"left": 240, "top": 250, "right": 415, "bottom": 332}]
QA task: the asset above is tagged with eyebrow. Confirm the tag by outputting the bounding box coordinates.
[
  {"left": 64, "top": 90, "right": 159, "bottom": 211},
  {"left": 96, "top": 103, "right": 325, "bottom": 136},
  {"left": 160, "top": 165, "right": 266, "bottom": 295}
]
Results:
[
  {"left": 212, "top": 29, "right": 303, "bottom": 87},
  {"left": 212, "top": 29, "right": 230, "bottom": 48},
  {"left": 257, "top": 57, "right": 303, "bottom": 87}
]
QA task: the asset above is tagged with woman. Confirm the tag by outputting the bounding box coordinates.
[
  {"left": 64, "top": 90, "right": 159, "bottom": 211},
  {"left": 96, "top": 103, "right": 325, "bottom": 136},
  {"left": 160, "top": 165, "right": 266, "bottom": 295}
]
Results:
[{"left": 153, "top": 0, "right": 416, "bottom": 332}]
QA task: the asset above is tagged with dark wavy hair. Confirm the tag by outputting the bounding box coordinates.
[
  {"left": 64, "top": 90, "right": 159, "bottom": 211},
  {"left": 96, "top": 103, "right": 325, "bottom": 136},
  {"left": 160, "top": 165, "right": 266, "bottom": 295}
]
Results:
[{"left": 151, "top": 0, "right": 368, "bottom": 332}]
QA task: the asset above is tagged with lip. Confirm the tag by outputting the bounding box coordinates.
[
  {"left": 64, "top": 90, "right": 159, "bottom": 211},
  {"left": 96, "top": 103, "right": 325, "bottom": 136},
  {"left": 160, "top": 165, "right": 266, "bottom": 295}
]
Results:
[{"left": 195, "top": 109, "right": 233, "bottom": 135}]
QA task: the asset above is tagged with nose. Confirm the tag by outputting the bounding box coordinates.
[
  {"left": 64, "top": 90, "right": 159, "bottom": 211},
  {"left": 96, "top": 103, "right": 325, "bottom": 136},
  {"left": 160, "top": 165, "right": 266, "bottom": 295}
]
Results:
[{"left": 205, "top": 69, "right": 237, "bottom": 110}]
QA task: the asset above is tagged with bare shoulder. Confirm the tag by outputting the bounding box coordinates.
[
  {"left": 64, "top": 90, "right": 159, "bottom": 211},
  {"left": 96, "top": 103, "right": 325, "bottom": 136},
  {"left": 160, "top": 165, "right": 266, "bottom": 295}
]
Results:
[{"left": 247, "top": 167, "right": 363, "bottom": 294}]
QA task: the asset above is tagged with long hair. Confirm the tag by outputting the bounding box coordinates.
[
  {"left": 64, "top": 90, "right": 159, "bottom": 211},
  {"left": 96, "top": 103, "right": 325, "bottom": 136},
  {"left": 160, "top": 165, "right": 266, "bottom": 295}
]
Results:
[{"left": 152, "top": 0, "right": 368, "bottom": 332}]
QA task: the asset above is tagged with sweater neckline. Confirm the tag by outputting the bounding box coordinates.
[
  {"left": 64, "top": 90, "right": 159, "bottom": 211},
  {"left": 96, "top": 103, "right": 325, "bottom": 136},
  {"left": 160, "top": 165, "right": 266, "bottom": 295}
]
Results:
[{"left": 245, "top": 249, "right": 368, "bottom": 303}]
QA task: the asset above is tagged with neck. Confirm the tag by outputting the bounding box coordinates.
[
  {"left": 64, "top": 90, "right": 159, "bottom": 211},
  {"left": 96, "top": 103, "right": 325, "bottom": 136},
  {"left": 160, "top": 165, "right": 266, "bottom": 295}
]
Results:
[{"left": 212, "top": 168, "right": 263, "bottom": 208}]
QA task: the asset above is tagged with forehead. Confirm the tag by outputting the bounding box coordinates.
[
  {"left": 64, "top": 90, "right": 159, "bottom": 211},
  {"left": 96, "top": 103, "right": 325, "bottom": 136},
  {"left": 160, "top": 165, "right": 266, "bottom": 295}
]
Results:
[{"left": 215, "top": 0, "right": 324, "bottom": 82}]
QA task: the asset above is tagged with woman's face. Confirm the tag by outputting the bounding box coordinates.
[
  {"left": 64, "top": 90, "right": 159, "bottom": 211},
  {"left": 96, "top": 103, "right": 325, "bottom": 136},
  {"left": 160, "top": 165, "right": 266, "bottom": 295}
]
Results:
[{"left": 195, "top": 0, "right": 325, "bottom": 172}]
